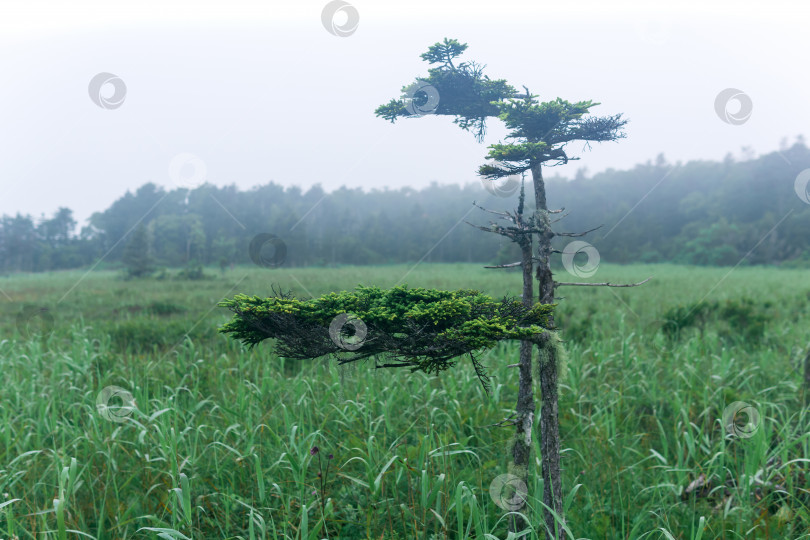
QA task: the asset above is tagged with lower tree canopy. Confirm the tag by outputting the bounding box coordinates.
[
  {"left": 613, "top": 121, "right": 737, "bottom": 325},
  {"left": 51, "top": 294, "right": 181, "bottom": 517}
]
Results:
[{"left": 218, "top": 285, "right": 554, "bottom": 391}]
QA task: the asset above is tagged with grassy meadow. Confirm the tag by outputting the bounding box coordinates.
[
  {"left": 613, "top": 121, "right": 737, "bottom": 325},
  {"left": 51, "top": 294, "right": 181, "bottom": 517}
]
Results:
[{"left": 0, "top": 263, "right": 809, "bottom": 539}]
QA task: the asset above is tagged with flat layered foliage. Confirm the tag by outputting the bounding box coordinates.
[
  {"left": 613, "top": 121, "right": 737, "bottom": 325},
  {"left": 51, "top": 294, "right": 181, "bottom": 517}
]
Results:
[{"left": 218, "top": 285, "right": 553, "bottom": 385}]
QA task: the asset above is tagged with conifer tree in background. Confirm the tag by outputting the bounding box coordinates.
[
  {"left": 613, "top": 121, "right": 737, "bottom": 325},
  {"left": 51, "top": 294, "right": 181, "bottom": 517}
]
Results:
[
  {"left": 377, "top": 38, "right": 640, "bottom": 538},
  {"left": 122, "top": 224, "right": 152, "bottom": 278}
]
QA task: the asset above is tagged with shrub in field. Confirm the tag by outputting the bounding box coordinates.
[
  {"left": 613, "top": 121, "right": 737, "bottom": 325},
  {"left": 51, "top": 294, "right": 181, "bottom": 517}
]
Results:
[
  {"left": 105, "top": 317, "right": 207, "bottom": 350},
  {"left": 716, "top": 298, "right": 770, "bottom": 342},
  {"left": 661, "top": 297, "right": 769, "bottom": 343},
  {"left": 106, "top": 318, "right": 170, "bottom": 349},
  {"left": 121, "top": 224, "right": 153, "bottom": 278},
  {"left": 147, "top": 300, "right": 187, "bottom": 316},
  {"left": 175, "top": 261, "right": 212, "bottom": 280}
]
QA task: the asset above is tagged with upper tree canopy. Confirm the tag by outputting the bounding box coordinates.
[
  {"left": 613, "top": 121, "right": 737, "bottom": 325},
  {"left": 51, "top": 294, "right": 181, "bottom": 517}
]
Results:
[
  {"left": 375, "top": 39, "right": 516, "bottom": 141},
  {"left": 375, "top": 38, "right": 628, "bottom": 179}
]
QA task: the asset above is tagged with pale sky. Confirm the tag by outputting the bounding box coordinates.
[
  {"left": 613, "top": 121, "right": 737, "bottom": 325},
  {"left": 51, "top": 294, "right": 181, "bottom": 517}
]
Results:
[{"left": 2, "top": 0, "right": 808, "bottom": 226}]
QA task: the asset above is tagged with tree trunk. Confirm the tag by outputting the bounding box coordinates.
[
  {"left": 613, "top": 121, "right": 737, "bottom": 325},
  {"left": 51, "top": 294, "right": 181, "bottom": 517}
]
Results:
[
  {"left": 509, "top": 236, "right": 535, "bottom": 538},
  {"left": 804, "top": 347, "right": 810, "bottom": 404},
  {"left": 531, "top": 163, "right": 565, "bottom": 539}
]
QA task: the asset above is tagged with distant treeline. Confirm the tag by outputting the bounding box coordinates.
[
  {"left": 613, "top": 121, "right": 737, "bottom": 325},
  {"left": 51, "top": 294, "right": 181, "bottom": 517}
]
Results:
[{"left": 2, "top": 138, "right": 810, "bottom": 273}]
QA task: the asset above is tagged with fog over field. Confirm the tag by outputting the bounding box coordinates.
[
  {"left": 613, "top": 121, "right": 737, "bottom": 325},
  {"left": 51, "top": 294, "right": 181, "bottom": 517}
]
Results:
[{"left": 1, "top": 0, "right": 808, "bottom": 225}]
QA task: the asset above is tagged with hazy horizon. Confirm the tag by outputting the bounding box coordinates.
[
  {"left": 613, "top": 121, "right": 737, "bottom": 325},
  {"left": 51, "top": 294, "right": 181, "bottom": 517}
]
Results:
[{"left": 3, "top": 0, "right": 808, "bottom": 227}]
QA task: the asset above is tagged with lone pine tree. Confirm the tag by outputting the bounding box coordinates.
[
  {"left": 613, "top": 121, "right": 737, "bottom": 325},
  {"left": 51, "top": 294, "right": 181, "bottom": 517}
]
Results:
[{"left": 377, "top": 38, "right": 638, "bottom": 538}]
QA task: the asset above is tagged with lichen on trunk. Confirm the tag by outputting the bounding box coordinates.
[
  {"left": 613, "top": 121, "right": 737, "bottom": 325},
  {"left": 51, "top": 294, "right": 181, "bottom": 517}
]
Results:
[
  {"left": 532, "top": 163, "right": 566, "bottom": 539},
  {"left": 509, "top": 228, "right": 535, "bottom": 537}
]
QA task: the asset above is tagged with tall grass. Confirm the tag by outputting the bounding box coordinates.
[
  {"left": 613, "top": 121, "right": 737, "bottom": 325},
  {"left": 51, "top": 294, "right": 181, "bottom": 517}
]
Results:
[{"left": 0, "top": 263, "right": 808, "bottom": 538}]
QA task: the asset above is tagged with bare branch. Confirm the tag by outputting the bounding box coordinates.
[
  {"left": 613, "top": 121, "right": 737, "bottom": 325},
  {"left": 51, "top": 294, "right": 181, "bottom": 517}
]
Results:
[
  {"left": 472, "top": 201, "right": 513, "bottom": 219},
  {"left": 484, "top": 412, "right": 519, "bottom": 428},
  {"left": 554, "top": 277, "right": 653, "bottom": 288},
  {"left": 484, "top": 256, "right": 544, "bottom": 269},
  {"left": 550, "top": 211, "right": 571, "bottom": 223},
  {"left": 465, "top": 221, "right": 508, "bottom": 235},
  {"left": 465, "top": 221, "right": 542, "bottom": 237},
  {"left": 555, "top": 224, "right": 604, "bottom": 238},
  {"left": 484, "top": 262, "right": 522, "bottom": 269},
  {"left": 376, "top": 362, "right": 417, "bottom": 368}
]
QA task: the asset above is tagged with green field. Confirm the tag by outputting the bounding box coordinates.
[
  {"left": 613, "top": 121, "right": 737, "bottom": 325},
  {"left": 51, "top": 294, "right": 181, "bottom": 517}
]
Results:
[{"left": 1, "top": 263, "right": 808, "bottom": 539}]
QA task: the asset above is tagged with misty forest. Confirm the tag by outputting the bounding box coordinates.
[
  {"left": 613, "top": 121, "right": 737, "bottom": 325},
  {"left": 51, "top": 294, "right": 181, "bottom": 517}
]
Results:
[{"left": 4, "top": 139, "right": 810, "bottom": 274}]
